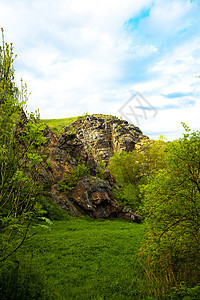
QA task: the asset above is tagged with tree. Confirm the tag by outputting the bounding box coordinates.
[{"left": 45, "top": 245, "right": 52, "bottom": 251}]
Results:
[
  {"left": 108, "top": 138, "right": 167, "bottom": 210},
  {"left": 140, "top": 124, "right": 200, "bottom": 296},
  {"left": 0, "top": 28, "right": 46, "bottom": 263}
]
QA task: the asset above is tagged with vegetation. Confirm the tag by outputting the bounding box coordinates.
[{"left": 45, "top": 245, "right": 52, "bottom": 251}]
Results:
[
  {"left": 108, "top": 138, "right": 167, "bottom": 210},
  {"left": 109, "top": 126, "right": 200, "bottom": 298},
  {"left": 1, "top": 29, "right": 199, "bottom": 299},
  {"left": 36, "top": 195, "right": 68, "bottom": 221},
  {"left": 96, "top": 159, "right": 107, "bottom": 180},
  {"left": 41, "top": 117, "right": 79, "bottom": 134},
  {"left": 0, "top": 28, "right": 46, "bottom": 265},
  {"left": 139, "top": 124, "right": 200, "bottom": 297},
  {"left": 58, "top": 161, "right": 90, "bottom": 193},
  {"left": 0, "top": 218, "right": 147, "bottom": 300}
]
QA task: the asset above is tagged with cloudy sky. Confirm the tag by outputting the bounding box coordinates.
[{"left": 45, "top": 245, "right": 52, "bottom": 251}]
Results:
[{"left": 1, "top": 0, "right": 200, "bottom": 140}]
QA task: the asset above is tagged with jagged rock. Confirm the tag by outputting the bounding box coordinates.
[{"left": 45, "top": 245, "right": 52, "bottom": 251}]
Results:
[
  {"left": 40, "top": 115, "right": 146, "bottom": 222},
  {"left": 135, "top": 137, "right": 154, "bottom": 152},
  {"left": 119, "top": 207, "right": 141, "bottom": 223},
  {"left": 49, "top": 185, "right": 82, "bottom": 216},
  {"left": 63, "top": 114, "right": 147, "bottom": 165},
  {"left": 68, "top": 176, "right": 119, "bottom": 218}
]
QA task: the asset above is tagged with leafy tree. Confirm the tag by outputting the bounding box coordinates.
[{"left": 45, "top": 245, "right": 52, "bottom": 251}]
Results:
[
  {"left": 140, "top": 124, "right": 200, "bottom": 296},
  {"left": 108, "top": 138, "right": 167, "bottom": 210},
  {"left": 0, "top": 28, "right": 46, "bottom": 263}
]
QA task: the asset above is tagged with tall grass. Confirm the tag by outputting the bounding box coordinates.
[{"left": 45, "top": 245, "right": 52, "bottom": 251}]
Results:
[{"left": 1, "top": 217, "right": 150, "bottom": 299}]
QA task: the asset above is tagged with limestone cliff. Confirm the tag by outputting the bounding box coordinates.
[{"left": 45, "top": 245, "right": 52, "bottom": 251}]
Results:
[{"left": 40, "top": 115, "right": 147, "bottom": 223}]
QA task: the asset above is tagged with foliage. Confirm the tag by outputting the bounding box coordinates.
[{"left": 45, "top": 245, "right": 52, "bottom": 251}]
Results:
[
  {"left": 0, "top": 28, "right": 46, "bottom": 264},
  {"left": 0, "top": 256, "right": 59, "bottom": 299},
  {"left": 113, "top": 183, "right": 140, "bottom": 209},
  {"left": 140, "top": 124, "right": 200, "bottom": 297},
  {"left": 58, "top": 162, "right": 89, "bottom": 193},
  {"left": 57, "top": 168, "right": 78, "bottom": 192},
  {"left": 76, "top": 161, "right": 89, "bottom": 178},
  {"left": 108, "top": 138, "right": 167, "bottom": 210},
  {"left": 166, "top": 283, "right": 200, "bottom": 300},
  {"left": 36, "top": 196, "right": 69, "bottom": 220}
]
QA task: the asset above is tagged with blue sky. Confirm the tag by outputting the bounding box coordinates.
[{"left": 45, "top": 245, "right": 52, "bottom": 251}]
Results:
[{"left": 0, "top": 0, "right": 200, "bottom": 140}]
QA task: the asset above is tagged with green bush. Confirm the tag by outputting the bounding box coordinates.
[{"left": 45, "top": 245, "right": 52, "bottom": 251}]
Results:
[
  {"left": 96, "top": 160, "right": 107, "bottom": 180},
  {"left": 76, "top": 162, "right": 89, "bottom": 178},
  {"left": 58, "top": 162, "right": 90, "bottom": 193},
  {"left": 0, "top": 28, "right": 46, "bottom": 264},
  {"left": 37, "top": 196, "right": 69, "bottom": 220},
  {"left": 113, "top": 183, "right": 139, "bottom": 210},
  {"left": 108, "top": 138, "right": 167, "bottom": 210},
  {"left": 0, "top": 257, "right": 59, "bottom": 300},
  {"left": 166, "top": 284, "right": 200, "bottom": 300},
  {"left": 58, "top": 169, "right": 78, "bottom": 192}
]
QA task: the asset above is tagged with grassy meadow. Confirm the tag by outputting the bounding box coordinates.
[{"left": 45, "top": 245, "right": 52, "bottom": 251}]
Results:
[{"left": 1, "top": 217, "right": 151, "bottom": 300}]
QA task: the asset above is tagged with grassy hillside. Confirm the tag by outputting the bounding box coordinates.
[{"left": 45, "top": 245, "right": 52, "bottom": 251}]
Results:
[
  {"left": 41, "top": 114, "right": 117, "bottom": 134},
  {"left": 41, "top": 116, "right": 80, "bottom": 134},
  {"left": 1, "top": 217, "right": 149, "bottom": 300}
]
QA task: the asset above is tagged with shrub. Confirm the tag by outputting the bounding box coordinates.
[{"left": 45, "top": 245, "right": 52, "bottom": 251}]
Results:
[
  {"left": 58, "top": 162, "right": 90, "bottom": 193},
  {"left": 166, "top": 283, "right": 200, "bottom": 300},
  {"left": 76, "top": 162, "right": 89, "bottom": 178},
  {"left": 37, "top": 196, "right": 69, "bottom": 220},
  {"left": 96, "top": 160, "right": 107, "bottom": 180},
  {"left": 140, "top": 124, "right": 200, "bottom": 296},
  {"left": 0, "top": 257, "right": 59, "bottom": 299},
  {"left": 108, "top": 138, "right": 167, "bottom": 210}
]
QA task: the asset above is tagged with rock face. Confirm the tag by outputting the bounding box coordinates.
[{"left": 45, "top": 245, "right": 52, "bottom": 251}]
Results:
[
  {"left": 63, "top": 114, "right": 146, "bottom": 165},
  {"left": 41, "top": 115, "right": 147, "bottom": 223}
]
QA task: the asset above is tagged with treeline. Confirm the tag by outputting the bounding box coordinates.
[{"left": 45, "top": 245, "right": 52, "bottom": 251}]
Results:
[{"left": 108, "top": 127, "right": 200, "bottom": 298}]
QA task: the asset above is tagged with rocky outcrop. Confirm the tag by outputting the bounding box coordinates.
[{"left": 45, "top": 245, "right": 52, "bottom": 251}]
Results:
[
  {"left": 69, "top": 177, "right": 119, "bottom": 218},
  {"left": 41, "top": 115, "right": 147, "bottom": 223},
  {"left": 63, "top": 115, "right": 147, "bottom": 164}
]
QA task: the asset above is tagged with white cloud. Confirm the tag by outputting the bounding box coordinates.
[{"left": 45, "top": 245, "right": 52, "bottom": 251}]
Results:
[
  {"left": 0, "top": 0, "right": 200, "bottom": 140},
  {"left": 139, "top": 0, "right": 196, "bottom": 36}
]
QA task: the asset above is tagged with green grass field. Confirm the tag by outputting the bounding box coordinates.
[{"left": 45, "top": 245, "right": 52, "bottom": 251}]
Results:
[{"left": 11, "top": 217, "right": 149, "bottom": 299}]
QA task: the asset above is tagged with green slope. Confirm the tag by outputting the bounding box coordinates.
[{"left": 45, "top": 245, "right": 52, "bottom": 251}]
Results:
[{"left": 41, "top": 116, "right": 80, "bottom": 134}]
